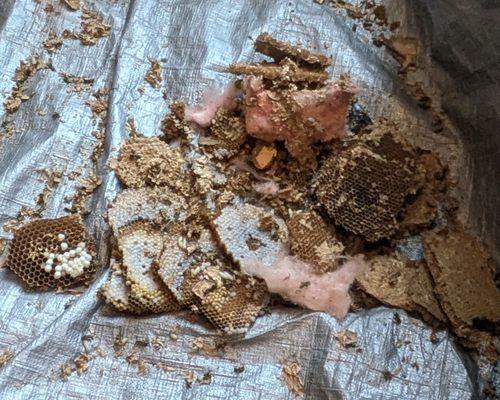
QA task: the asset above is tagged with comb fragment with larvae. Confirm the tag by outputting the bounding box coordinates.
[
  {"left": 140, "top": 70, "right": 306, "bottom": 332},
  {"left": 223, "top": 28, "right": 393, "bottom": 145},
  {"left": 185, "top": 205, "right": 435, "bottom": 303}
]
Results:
[
  {"left": 100, "top": 264, "right": 144, "bottom": 314},
  {"left": 315, "top": 132, "right": 418, "bottom": 242},
  {"left": 212, "top": 203, "right": 288, "bottom": 269},
  {"left": 156, "top": 229, "right": 218, "bottom": 306},
  {"left": 107, "top": 187, "right": 187, "bottom": 237},
  {"left": 7, "top": 215, "right": 96, "bottom": 290},
  {"left": 118, "top": 222, "right": 181, "bottom": 314},
  {"left": 287, "top": 211, "right": 344, "bottom": 273},
  {"left": 183, "top": 263, "right": 269, "bottom": 334}
]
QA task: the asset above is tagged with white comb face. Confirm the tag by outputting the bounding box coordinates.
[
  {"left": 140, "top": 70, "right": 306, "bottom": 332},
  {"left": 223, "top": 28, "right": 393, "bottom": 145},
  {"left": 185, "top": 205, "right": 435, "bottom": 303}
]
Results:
[
  {"left": 213, "top": 203, "right": 288, "bottom": 269},
  {"left": 100, "top": 266, "right": 138, "bottom": 312},
  {"left": 117, "top": 222, "right": 180, "bottom": 314},
  {"left": 157, "top": 229, "right": 219, "bottom": 305},
  {"left": 108, "top": 187, "right": 187, "bottom": 237}
]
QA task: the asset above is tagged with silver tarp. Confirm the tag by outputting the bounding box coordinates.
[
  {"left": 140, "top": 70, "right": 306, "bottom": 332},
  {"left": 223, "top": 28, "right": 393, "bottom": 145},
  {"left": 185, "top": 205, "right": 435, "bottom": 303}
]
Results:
[{"left": 0, "top": 0, "right": 498, "bottom": 399}]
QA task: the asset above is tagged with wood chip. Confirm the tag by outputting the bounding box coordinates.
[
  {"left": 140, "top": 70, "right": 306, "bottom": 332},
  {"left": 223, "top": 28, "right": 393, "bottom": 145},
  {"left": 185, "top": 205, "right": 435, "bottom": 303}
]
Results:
[
  {"left": 62, "top": 0, "right": 80, "bottom": 10},
  {"left": 281, "top": 360, "right": 304, "bottom": 397},
  {"left": 255, "top": 32, "right": 331, "bottom": 69}
]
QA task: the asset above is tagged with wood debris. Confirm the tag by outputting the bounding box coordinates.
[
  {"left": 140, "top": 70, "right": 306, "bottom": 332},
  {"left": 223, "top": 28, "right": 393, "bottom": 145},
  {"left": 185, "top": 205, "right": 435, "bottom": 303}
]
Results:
[
  {"left": 335, "top": 330, "right": 358, "bottom": 348},
  {"left": 69, "top": 9, "right": 111, "bottom": 46},
  {"left": 74, "top": 353, "right": 89, "bottom": 375},
  {"left": 281, "top": 360, "right": 304, "bottom": 397},
  {"left": 144, "top": 60, "right": 162, "bottom": 88},
  {"left": 43, "top": 31, "right": 63, "bottom": 53},
  {"left": 228, "top": 61, "right": 328, "bottom": 84},
  {"left": 113, "top": 335, "right": 128, "bottom": 357},
  {"left": 85, "top": 88, "right": 109, "bottom": 118},
  {"left": 60, "top": 72, "right": 94, "bottom": 93},
  {"left": 184, "top": 371, "right": 195, "bottom": 388},
  {"left": 160, "top": 100, "right": 190, "bottom": 140},
  {"left": 4, "top": 55, "right": 46, "bottom": 114},
  {"left": 60, "top": 362, "right": 73, "bottom": 381},
  {"left": 61, "top": 0, "right": 79, "bottom": 10},
  {"left": 155, "top": 362, "right": 175, "bottom": 372},
  {"left": 0, "top": 349, "right": 14, "bottom": 367},
  {"left": 255, "top": 32, "right": 332, "bottom": 68},
  {"left": 252, "top": 143, "right": 277, "bottom": 170}
]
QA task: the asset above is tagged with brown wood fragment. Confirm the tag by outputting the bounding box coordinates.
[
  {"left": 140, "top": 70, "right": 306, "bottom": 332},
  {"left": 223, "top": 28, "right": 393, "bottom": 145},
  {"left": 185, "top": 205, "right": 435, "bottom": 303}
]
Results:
[
  {"left": 228, "top": 62, "right": 328, "bottom": 84},
  {"left": 255, "top": 32, "right": 332, "bottom": 69}
]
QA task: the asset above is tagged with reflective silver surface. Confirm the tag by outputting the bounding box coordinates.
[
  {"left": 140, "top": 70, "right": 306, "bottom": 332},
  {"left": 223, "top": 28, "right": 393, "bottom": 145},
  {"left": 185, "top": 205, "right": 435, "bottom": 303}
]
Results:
[{"left": 0, "top": 1, "right": 497, "bottom": 398}]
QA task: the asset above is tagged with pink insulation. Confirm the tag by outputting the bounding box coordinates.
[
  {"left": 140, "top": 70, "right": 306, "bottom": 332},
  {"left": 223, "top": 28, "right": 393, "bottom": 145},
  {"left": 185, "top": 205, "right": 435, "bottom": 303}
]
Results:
[
  {"left": 185, "top": 81, "right": 239, "bottom": 128},
  {"left": 243, "top": 76, "right": 356, "bottom": 158},
  {"left": 252, "top": 180, "right": 280, "bottom": 195},
  {"left": 242, "top": 252, "right": 367, "bottom": 319}
]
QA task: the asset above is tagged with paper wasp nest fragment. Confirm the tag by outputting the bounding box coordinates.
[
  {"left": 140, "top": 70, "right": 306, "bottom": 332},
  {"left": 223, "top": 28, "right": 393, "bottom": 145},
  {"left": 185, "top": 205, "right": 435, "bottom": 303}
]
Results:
[
  {"left": 7, "top": 215, "right": 96, "bottom": 290},
  {"left": 213, "top": 203, "right": 288, "bottom": 269},
  {"left": 156, "top": 229, "right": 218, "bottom": 306},
  {"left": 182, "top": 263, "right": 269, "bottom": 334},
  {"left": 107, "top": 187, "right": 187, "bottom": 236},
  {"left": 118, "top": 222, "right": 180, "bottom": 314},
  {"left": 315, "top": 131, "right": 418, "bottom": 241},
  {"left": 423, "top": 226, "right": 500, "bottom": 330},
  {"left": 206, "top": 108, "right": 246, "bottom": 160},
  {"left": 115, "top": 136, "right": 185, "bottom": 190},
  {"left": 356, "top": 254, "right": 446, "bottom": 323},
  {"left": 287, "top": 211, "right": 345, "bottom": 273},
  {"left": 100, "top": 264, "right": 143, "bottom": 314}
]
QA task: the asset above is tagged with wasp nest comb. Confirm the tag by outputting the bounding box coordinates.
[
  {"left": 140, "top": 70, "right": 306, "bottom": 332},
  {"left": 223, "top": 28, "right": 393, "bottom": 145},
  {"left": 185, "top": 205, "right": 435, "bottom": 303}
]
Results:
[
  {"left": 183, "top": 263, "right": 269, "bottom": 334},
  {"left": 100, "top": 264, "right": 143, "bottom": 314},
  {"left": 117, "top": 222, "right": 180, "bottom": 314},
  {"left": 107, "top": 186, "right": 187, "bottom": 236},
  {"left": 204, "top": 108, "right": 246, "bottom": 160},
  {"left": 315, "top": 131, "right": 418, "bottom": 241},
  {"left": 7, "top": 215, "right": 96, "bottom": 289},
  {"left": 114, "top": 136, "right": 186, "bottom": 191},
  {"left": 156, "top": 229, "right": 218, "bottom": 306},
  {"left": 213, "top": 203, "right": 288, "bottom": 269},
  {"left": 287, "top": 210, "right": 345, "bottom": 273}
]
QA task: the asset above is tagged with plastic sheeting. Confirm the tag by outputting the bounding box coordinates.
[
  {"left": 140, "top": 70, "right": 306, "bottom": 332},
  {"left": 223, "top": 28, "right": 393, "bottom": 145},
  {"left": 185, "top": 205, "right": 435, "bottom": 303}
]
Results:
[{"left": 0, "top": 1, "right": 497, "bottom": 399}]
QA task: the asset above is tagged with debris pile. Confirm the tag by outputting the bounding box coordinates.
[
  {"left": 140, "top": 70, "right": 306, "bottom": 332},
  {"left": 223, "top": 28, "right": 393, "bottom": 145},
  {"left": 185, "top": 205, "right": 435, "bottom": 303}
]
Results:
[{"left": 5, "top": 32, "right": 499, "bottom": 361}]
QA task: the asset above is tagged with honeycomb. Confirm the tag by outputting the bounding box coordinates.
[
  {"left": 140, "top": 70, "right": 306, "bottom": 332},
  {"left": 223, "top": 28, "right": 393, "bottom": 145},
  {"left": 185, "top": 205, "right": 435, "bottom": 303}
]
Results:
[
  {"left": 107, "top": 187, "right": 187, "bottom": 236},
  {"left": 213, "top": 203, "right": 288, "bottom": 268},
  {"left": 202, "top": 108, "right": 246, "bottom": 160},
  {"left": 114, "top": 136, "right": 187, "bottom": 192},
  {"left": 100, "top": 264, "right": 144, "bottom": 314},
  {"left": 157, "top": 229, "right": 220, "bottom": 305},
  {"left": 315, "top": 132, "right": 417, "bottom": 241},
  {"left": 118, "top": 222, "right": 180, "bottom": 313},
  {"left": 286, "top": 211, "right": 344, "bottom": 273},
  {"left": 7, "top": 215, "right": 96, "bottom": 289},
  {"left": 182, "top": 262, "right": 269, "bottom": 334}
]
